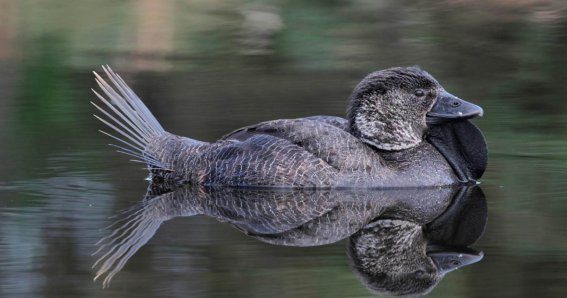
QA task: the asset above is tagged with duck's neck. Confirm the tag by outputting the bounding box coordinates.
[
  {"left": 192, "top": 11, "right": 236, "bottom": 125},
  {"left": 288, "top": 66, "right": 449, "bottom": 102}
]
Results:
[
  {"left": 377, "top": 141, "right": 460, "bottom": 187},
  {"left": 359, "top": 134, "right": 423, "bottom": 151}
]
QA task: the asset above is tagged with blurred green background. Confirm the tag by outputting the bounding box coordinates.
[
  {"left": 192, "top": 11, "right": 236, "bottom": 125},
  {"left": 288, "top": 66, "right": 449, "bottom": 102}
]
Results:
[{"left": 1, "top": 0, "right": 567, "bottom": 297}]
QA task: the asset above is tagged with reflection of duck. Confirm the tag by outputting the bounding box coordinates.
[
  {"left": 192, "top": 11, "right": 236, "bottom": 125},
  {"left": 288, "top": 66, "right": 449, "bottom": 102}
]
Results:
[
  {"left": 348, "top": 187, "right": 486, "bottom": 296},
  {"left": 93, "top": 185, "right": 486, "bottom": 292},
  {"left": 92, "top": 66, "right": 486, "bottom": 188}
]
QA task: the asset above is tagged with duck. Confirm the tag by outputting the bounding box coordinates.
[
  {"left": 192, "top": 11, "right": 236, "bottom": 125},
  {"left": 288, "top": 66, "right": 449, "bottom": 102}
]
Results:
[{"left": 91, "top": 66, "right": 486, "bottom": 188}]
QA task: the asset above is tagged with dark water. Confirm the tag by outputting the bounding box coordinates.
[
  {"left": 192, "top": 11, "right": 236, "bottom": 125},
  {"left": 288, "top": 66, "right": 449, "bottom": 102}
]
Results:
[{"left": 1, "top": 1, "right": 567, "bottom": 297}]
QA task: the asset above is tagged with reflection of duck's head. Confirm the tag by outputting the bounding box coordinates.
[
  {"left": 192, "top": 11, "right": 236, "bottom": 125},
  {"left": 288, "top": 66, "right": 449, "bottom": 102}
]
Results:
[
  {"left": 347, "top": 67, "right": 483, "bottom": 151},
  {"left": 347, "top": 219, "right": 440, "bottom": 296},
  {"left": 347, "top": 218, "right": 484, "bottom": 297}
]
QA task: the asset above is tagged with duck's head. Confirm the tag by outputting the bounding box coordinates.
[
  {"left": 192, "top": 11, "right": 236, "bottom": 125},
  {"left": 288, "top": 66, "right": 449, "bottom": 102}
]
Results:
[{"left": 347, "top": 66, "right": 483, "bottom": 151}]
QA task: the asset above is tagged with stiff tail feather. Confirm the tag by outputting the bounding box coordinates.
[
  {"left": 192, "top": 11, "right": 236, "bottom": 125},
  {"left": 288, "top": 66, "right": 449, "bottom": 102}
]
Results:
[{"left": 91, "top": 65, "right": 170, "bottom": 171}]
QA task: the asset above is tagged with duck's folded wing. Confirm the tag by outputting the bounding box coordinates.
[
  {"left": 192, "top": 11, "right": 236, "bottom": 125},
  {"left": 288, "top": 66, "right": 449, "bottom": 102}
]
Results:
[
  {"left": 222, "top": 117, "right": 382, "bottom": 172},
  {"left": 202, "top": 134, "right": 337, "bottom": 187}
]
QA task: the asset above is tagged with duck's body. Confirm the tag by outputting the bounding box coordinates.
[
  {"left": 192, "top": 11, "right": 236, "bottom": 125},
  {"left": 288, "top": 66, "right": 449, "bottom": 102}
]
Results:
[
  {"left": 92, "top": 66, "right": 486, "bottom": 188},
  {"left": 149, "top": 117, "right": 455, "bottom": 188}
]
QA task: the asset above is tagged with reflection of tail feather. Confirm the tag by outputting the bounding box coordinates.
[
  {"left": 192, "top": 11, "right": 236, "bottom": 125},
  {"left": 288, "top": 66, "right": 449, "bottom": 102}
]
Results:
[{"left": 92, "top": 199, "right": 163, "bottom": 288}]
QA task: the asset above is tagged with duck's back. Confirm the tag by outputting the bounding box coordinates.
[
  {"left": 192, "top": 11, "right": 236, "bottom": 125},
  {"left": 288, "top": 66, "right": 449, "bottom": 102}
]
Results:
[
  {"left": 224, "top": 117, "right": 383, "bottom": 170},
  {"left": 195, "top": 116, "right": 386, "bottom": 187}
]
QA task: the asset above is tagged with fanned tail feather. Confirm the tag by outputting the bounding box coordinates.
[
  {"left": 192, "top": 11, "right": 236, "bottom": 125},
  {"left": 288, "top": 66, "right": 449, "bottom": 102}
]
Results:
[{"left": 91, "top": 65, "right": 169, "bottom": 170}]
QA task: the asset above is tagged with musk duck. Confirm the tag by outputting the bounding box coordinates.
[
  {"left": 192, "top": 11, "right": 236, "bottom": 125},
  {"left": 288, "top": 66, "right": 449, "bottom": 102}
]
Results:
[{"left": 91, "top": 66, "right": 487, "bottom": 188}]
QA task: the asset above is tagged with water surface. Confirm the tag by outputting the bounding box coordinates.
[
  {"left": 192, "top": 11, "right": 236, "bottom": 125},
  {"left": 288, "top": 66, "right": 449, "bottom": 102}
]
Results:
[{"left": 1, "top": 1, "right": 567, "bottom": 297}]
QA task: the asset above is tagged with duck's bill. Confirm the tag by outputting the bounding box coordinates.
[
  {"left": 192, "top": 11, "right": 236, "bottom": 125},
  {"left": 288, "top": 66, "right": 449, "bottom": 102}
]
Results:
[
  {"left": 427, "top": 246, "right": 484, "bottom": 275},
  {"left": 426, "top": 91, "right": 484, "bottom": 125}
]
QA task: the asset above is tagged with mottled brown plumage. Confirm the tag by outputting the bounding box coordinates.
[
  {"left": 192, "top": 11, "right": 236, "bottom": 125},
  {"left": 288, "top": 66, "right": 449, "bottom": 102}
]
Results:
[{"left": 92, "top": 66, "right": 486, "bottom": 188}]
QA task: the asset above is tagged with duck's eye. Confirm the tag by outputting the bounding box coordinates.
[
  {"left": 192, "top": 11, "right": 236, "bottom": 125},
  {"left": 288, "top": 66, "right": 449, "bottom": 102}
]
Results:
[
  {"left": 414, "top": 270, "right": 426, "bottom": 277},
  {"left": 414, "top": 89, "right": 425, "bottom": 97}
]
